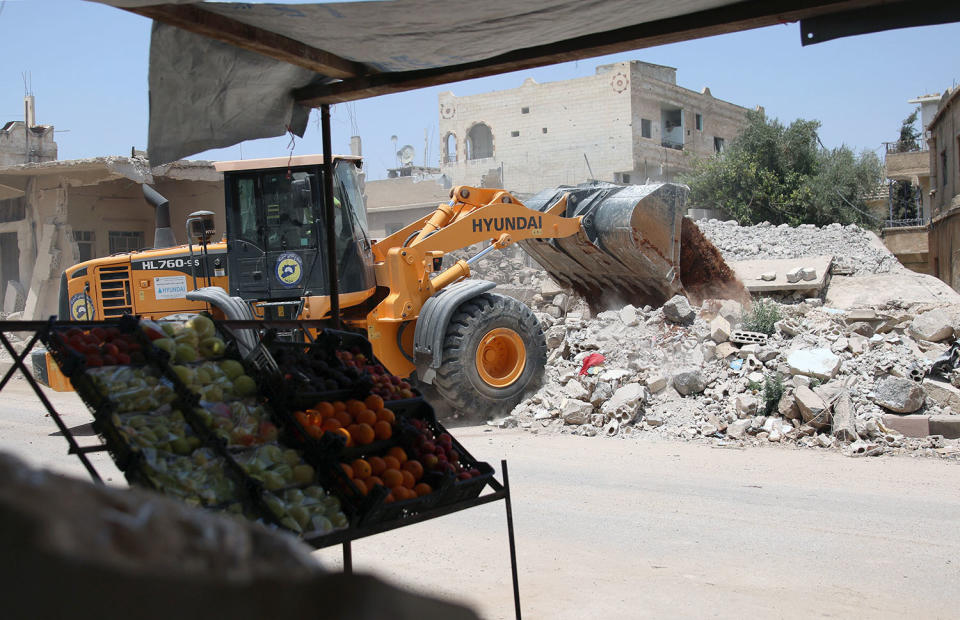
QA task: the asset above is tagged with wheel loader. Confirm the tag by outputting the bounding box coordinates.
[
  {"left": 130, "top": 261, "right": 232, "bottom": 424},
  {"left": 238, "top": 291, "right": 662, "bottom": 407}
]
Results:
[{"left": 45, "top": 154, "right": 742, "bottom": 413}]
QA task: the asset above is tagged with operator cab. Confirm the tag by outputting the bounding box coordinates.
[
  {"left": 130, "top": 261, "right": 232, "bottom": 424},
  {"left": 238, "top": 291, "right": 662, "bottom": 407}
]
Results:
[{"left": 217, "top": 155, "right": 375, "bottom": 314}]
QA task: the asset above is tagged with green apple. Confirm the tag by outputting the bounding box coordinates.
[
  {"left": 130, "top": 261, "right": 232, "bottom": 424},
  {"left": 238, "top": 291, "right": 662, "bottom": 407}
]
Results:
[
  {"left": 187, "top": 314, "right": 215, "bottom": 338},
  {"left": 292, "top": 464, "right": 314, "bottom": 485},
  {"left": 153, "top": 338, "right": 176, "bottom": 356},
  {"left": 233, "top": 374, "right": 257, "bottom": 397},
  {"left": 219, "top": 359, "right": 244, "bottom": 380}
]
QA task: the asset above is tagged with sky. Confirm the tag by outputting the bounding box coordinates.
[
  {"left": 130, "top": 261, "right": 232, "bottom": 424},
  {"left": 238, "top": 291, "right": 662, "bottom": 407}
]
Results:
[{"left": 1, "top": 0, "right": 959, "bottom": 181}]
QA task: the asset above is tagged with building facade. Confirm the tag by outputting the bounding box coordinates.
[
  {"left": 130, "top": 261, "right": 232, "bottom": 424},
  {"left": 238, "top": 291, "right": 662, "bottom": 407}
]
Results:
[
  {"left": 437, "top": 60, "right": 754, "bottom": 195},
  {"left": 0, "top": 157, "right": 223, "bottom": 319},
  {"left": 927, "top": 87, "right": 960, "bottom": 291},
  {"left": 0, "top": 96, "right": 57, "bottom": 167}
]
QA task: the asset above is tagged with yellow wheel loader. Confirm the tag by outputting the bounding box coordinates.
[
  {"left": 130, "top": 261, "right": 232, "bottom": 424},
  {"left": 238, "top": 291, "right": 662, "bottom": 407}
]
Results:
[{"left": 49, "top": 154, "right": 742, "bottom": 414}]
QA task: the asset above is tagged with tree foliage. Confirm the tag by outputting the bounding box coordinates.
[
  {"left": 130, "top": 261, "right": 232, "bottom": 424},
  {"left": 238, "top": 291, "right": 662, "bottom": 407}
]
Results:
[
  {"left": 683, "top": 110, "right": 883, "bottom": 226},
  {"left": 894, "top": 109, "right": 921, "bottom": 153}
]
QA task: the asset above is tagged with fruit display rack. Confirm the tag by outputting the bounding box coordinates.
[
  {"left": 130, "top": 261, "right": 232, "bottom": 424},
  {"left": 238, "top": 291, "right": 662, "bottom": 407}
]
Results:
[{"left": 0, "top": 318, "right": 522, "bottom": 619}]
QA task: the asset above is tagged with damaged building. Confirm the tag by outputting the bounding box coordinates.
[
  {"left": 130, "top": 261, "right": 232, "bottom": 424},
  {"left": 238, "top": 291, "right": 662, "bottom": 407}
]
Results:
[
  {"left": 0, "top": 156, "right": 223, "bottom": 320},
  {"left": 438, "top": 60, "right": 756, "bottom": 194}
]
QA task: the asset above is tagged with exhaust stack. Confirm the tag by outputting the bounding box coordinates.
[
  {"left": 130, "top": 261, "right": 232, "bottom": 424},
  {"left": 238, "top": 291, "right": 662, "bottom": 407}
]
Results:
[{"left": 143, "top": 184, "right": 176, "bottom": 249}]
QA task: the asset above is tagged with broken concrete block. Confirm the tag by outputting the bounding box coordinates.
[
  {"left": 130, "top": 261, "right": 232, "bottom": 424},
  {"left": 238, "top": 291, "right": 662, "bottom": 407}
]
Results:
[
  {"left": 847, "top": 308, "right": 878, "bottom": 322},
  {"left": 735, "top": 394, "right": 759, "bottom": 417},
  {"left": 672, "top": 369, "right": 706, "bottom": 396},
  {"left": 701, "top": 341, "right": 717, "bottom": 361},
  {"left": 645, "top": 375, "right": 668, "bottom": 393},
  {"left": 787, "top": 348, "right": 840, "bottom": 380},
  {"left": 928, "top": 415, "right": 960, "bottom": 439},
  {"left": 799, "top": 267, "right": 817, "bottom": 281},
  {"left": 561, "top": 399, "right": 593, "bottom": 425},
  {"left": 540, "top": 278, "right": 563, "bottom": 299},
  {"left": 909, "top": 309, "right": 954, "bottom": 342},
  {"left": 922, "top": 379, "right": 960, "bottom": 412},
  {"left": 553, "top": 293, "right": 569, "bottom": 310},
  {"left": 882, "top": 414, "right": 930, "bottom": 438},
  {"left": 730, "top": 330, "right": 768, "bottom": 345},
  {"left": 831, "top": 391, "right": 859, "bottom": 443},
  {"left": 714, "top": 342, "right": 738, "bottom": 359},
  {"left": 738, "top": 343, "right": 760, "bottom": 358},
  {"left": 775, "top": 319, "right": 801, "bottom": 337},
  {"left": 662, "top": 295, "right": 695, "bottom": 324},
  {"left": 758, "top": 272, "right": 776, "bottom": 281},
  {"left": 619, "top": 304, "right": 639, "bottom": 327},
  {"left": 710, "top": 316, "right": 731, "bottom": 343},
  {"left": 589, "top": 382, "right": 614, "bottom": 407},
  {"left": 600, "top": 383, "right": 648, "bottom": 417},
  {"left": 872, "top": 376, "right": 925, "bottom": 414},
  {"left": 795, "top": 385, "right": 830, "bottom": 429},
  {"left": 847, "top": 334, "right": 868, "bottom": 355},
  {"left": 847, "top": 322, "right": 875, "bottom": 337},
  {"left": 545, "top": 325, "right": 566, "bottom": 350},
  {"left": 563, "top": 379, "right": 590, "bottom": 400},
  {"left": 785, "top": 267, "right": 803, "bottom": 283},
  {"left": 778, "top": 392, "right": 801, "bottom": 420},
  {"left": 726, "top": 419, "right": 751, "bottom": 439}
]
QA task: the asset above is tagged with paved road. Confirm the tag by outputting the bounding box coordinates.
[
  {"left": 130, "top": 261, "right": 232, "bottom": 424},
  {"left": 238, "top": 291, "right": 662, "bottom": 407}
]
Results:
[{"left": 2, "top": 378, "right": 959, "bottom": 619}]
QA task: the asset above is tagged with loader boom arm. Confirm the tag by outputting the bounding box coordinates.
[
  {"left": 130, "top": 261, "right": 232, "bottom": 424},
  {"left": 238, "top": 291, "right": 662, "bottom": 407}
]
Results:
[{"left": 368, "top": 186, "right": 581, "bottom": 324}]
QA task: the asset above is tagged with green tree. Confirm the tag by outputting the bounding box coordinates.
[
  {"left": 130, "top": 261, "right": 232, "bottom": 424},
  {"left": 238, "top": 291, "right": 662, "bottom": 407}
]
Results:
[
  {"left": 894, "top": 109, "right": 920, "bottom": 153},
  {"left": 683, "top": 110, "right": 883, "bottom": 226}
]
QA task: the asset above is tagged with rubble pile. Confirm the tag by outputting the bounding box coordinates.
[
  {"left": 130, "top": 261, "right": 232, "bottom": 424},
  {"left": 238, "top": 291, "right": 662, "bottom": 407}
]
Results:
[
  {"left": 505, "top": 293, "right": 960, "bottom": 459},
  {"left": 697, "top": 220, "right": 902, "bottom": 275}
]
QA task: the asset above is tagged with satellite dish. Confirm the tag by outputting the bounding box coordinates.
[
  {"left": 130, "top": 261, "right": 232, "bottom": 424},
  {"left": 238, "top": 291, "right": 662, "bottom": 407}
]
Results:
[{"left": 397, "top": 144, "right": 416, "bottom": 166}]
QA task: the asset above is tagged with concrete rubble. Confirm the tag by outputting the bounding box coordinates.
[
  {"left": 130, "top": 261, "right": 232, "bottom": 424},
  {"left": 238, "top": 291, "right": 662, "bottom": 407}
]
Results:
[{"left": 470, "top": 221, "right": 960, "bottom": 460}]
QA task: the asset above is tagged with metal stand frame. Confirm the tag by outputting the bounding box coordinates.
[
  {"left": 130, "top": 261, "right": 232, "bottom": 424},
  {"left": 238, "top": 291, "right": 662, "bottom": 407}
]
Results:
[{"left": 0, "top": 320, "right": 522, "bottom": 619}]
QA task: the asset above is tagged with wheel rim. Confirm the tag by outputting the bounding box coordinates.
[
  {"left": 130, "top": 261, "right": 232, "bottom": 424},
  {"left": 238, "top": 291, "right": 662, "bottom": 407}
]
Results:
[{"left": 475, "top": 328, "right": 526, "bottom": 388}]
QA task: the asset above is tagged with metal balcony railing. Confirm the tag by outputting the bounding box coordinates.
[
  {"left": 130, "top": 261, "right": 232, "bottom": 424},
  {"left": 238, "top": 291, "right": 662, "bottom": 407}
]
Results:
[
  {"left": 883, "top": 218, "right": 927, "bottom": 229},
  {"left": 661, "top": 139, "right": 683, "bottom": 151}
]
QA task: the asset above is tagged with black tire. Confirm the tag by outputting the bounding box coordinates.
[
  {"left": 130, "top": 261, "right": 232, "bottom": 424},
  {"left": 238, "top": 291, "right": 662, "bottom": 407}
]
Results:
[{"left": 432, "top": 293, "right": 546, "bottom": 415}]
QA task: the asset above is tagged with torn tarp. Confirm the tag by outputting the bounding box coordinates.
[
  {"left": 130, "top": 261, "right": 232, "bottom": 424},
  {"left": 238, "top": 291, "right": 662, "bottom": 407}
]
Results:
[{"left": 147, "top": 22, "right": 329, "bottom": 165}]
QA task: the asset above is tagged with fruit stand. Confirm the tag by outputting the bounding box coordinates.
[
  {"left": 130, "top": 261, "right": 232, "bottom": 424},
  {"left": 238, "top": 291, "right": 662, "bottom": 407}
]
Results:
[{"left": 0, "top": 317, "right": 522, "bottom": 619}]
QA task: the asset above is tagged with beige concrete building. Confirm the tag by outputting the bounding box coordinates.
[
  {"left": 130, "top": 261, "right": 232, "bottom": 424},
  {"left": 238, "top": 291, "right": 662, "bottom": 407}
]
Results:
[
  {"left": 364, "top": 168, "right": 451, "bottom": 239},
  {"left": 438, "top": 60, "right": 754, "bottom": 195},
  {"left": 928, "top": 87, "right": 960, "bottom": 291},
  {"left": 0, "top": 97, "right": 57, "bottom": 167},
  {"left": 0, "top": 156, "right": 222, "bottom": 319}
]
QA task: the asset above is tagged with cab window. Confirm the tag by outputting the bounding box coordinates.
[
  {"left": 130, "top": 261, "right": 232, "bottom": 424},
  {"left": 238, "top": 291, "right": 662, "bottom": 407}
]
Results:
[{"left": 263, "top": 171, "right": 318, "bottom": 252}]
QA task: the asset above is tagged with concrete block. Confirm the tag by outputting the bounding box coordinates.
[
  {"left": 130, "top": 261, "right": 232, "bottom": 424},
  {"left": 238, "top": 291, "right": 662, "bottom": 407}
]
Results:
[
  {"left": 882, "top": 414, "right": 930, "bottom": 438},
  {"left": 928, "top": 416, "right": 960, "bottom": 439},
  {"left": 922, "top": 378, "right": 960, "bottom": 412}
]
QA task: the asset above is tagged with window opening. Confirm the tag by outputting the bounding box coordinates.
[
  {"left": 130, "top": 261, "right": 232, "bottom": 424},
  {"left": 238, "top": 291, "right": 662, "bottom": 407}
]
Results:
[
  {"left": 521, "top": 107, "right": 530, "bottom": 114},
  {"left": 443, "top": 133, "right": 457, "bottom": 164},
  {"left": 466, "top": 123, "right": 494, "bottom": 159},
  {"left": 661, "top": 107, "right": 683, "bottom": 149},
  {"left": 108, "top": 230, "right": 144, "bottom": 254},
  {"left": 695, "top": 114, "right": 703, "bottom": 131},
  {"left": 640, "top": 119, "right": 652, "bottom": 139},
  {"left": 714, "top": 137, "right": 725, "bottom": 154},
  {"left": 74, "top": 230, "right": 95, "bottom": 262},
  {"left": 511, "top": 130, "right": 520, "bottom": 137}
]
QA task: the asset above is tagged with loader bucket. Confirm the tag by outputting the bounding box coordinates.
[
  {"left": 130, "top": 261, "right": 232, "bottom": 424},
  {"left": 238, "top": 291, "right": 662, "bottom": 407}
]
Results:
[{"left": 519, "top": 182, "right": 747, "bottom": 312}]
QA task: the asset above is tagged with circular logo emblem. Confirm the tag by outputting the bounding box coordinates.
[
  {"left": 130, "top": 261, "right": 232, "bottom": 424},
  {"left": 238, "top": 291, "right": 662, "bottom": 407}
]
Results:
[
  {"left": 275, "top": 252, "right": 303, "bottom": 288},
  {"left": 69, "top": 293, "right": 95, "bottom": 320},
  {"left": 440, "top": 104, "right": 455, "bottom": 119},
  {"left": 610, "top": 72, "right": 628, "bottom": 93}
]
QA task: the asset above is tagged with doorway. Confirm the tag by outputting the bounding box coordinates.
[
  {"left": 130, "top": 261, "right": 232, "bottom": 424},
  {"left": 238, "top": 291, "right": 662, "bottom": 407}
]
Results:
[{"left": 0, "top": 232, "right": 20, "bottom": 304}]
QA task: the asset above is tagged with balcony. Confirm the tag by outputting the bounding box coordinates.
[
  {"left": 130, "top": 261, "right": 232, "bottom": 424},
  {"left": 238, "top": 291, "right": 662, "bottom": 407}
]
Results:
[
  {"left": 660, "top": 139, "right": 684, "bottom": 151},
  {"left": 884, "top": 144, "right": 930, "bottom": 181}
]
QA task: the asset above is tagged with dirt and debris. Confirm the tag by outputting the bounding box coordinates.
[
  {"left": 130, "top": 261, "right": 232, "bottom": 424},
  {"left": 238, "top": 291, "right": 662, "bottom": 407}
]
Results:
[{"left": 472, "top": 220, "right": 960, "bottom": 460}]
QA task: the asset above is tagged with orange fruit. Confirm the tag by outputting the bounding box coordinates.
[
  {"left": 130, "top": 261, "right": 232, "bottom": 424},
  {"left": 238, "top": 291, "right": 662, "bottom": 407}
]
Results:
[
  {"left": 364, "top": 394, "right": 384, "bottom": 412},
  {"left": 387, "top": 446, "right": 407, "bottom": 464},
  {"left": 374, "top": 420, "right": 392, "bottom": 440},
  {"left": 377, "top": 408, "right": 395, "bottom": 424},
  {"left": 306, "top": 424, "right": 323, "bottom": 439},
  {"left": 368, "top": 475, "right": 384, "bottom": 489},
  {"left": 355, "top": 409, "right": 377, "bottom": 426},
  {"left": 384, "top": 492, "right": 395, "bottom": 504},
  {"left": 390, "top": 485, "right": 407, "bottom": 501},
  {"left": 332, "top": 427, "right": 353, "bottom": 447},
  {"left": 354, "top": 423, "right": 375, "bottom": 445},
  {"left": 414, "top": 482, "right": 432, "bottom": 497},
  {"left": 321, "top": 418, "right": 342, "bottom": 431},
  {"left": 383, "top": 455, "right": 401, "bottom": 471},
  {"left": 382, "top": 468, "right": 403, "bottom": 488},
  {"left": 295, "top": 411, "right": 310, "bottom": 426},
  {"left": 347, "top": 423, "right": 361, "bottom": 439},
  {"left": 316, "top": 401, "right": 335, "bottom": 418},
  {"left": 351, "top": 458, "right": 372, "bottom": 479},
  {"left": 369, "top": 456, "right": 386, "bottom": 476},
  {"left": 333, "top": 401, "right": 347, "bottom": 412},
  {"left": 340, "top": 463, "right": 354, "bottom": 479},
  {"left": 334, "top": 411, "right": 353, "bottom": 427},
  {"left": 352, "top": 478, "right": 368, "bottom": 496},
  {"left": 346, "top": 400, "right": 367, "bottom": 416},
  {"left": 402, "top": 459, "right": 424, "bottom": 481},
  {"left": 400, "top": 470, "right": 415, "bottom": 489}
]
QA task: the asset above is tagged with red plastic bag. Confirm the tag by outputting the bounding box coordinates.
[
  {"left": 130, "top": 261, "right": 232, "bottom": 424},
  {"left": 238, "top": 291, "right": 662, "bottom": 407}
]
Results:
[{"left": 579, "top": 353, "right": 605, "bottom": 376}]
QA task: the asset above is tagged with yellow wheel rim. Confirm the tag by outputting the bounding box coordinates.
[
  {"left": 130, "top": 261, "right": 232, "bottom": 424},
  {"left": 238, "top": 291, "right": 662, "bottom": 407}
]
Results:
[{"left": 475, "top": 328, "right": 526, "bottom": 388}]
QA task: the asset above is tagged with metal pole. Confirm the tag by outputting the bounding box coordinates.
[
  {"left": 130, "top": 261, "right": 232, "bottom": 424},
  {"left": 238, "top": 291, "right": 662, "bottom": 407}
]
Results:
[
  {"left": 321, "top": 104, "right": 341, "bottom": 329},
  {"left": 342, "top": 541, "right": 353, "bottom": 574},
  {"left": 502, "top": 459, "right": 521, "bottom": 620}
]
